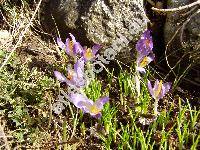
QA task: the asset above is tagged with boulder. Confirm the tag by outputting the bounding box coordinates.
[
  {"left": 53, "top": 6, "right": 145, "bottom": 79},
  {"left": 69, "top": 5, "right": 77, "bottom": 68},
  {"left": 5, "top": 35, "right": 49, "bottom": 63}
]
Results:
[
  {"left": 164, "top": 0, "right": 200, "bottom": 87},
  {"left": 40, "top": 0, "right": 149, "bottom": 62},
  {"left": 164, "top": 0, "right": 200, "bottom": 65}
]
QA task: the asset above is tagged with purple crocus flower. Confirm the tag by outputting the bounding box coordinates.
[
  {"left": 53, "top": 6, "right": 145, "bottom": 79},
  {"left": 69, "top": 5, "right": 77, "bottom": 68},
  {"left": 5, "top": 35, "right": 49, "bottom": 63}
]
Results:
[
  {"left": 54, "top": 58, "right": 85, "bottom": 88},
  {"left": 147, "top": 79, "right": 171, "bottom": 115},
  {"left": 136, "top": 30, "right": 153, "bottom": 55},
  {"left": 147, "top": 79, "right": 171, "bottom": 100},
  {"left": 135, "top": 30, "right": 154, "bottom": 73},
  {"left": 68, "top": 93, "right": 109, "bottom": 118},
  {"left": 136, "top": 53, "right": 155, "bottom": 73},
  {"left": 82, "top": 44, "right": 102, "bottom": 62},
  {"left": 57, "top": 33, "right": 83, "bottom": 56}
]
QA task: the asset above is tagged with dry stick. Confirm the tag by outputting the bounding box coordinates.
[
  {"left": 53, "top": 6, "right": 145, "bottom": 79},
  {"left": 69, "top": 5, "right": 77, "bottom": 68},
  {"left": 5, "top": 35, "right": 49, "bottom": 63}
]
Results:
[
  {"left": 164, "top": 25, "right": 182, "bottom": 78},
  {"left": 0, "top": 11, "right": 14, "bottom": 28},
  {"left": 181, "top": 5, "right": 199, "bottom": 16},
  {"left": 0, "top": 125, "right": 10, "bottom": 150},
  {"left": 0, "top": 0, "right": 43, "bottom": 71},
  {"left": 152, "top": 0, "right": 200, "bottom": 12}
]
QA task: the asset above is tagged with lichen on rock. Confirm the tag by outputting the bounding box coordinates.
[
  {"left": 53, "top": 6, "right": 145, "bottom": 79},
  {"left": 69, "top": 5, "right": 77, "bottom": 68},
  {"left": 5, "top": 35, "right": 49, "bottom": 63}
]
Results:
[{"left": 40, "top": 0, "right": 149, "bottom": 62}]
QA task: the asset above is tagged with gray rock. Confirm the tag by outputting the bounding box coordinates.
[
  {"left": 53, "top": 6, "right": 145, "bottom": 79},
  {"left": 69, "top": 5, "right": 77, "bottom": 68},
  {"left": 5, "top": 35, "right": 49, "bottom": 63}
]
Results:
[
  {"left": 41, "top": 0, "right": 149, "bottom": 62},
  {"left": 164, "top": 0, "right": 200, "bottom": 64}
]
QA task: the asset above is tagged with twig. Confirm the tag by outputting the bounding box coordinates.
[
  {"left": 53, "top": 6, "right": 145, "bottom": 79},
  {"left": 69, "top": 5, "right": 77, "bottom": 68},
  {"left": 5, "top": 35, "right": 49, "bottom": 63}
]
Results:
[
  {"left": 0, "top": 10, "right": 14, "bottom": 28},
  {"left": 181, "top": 5, "right": 199, "bottom": 17},
  {"left": 152, "top": 0, "right": 200, "bottom": 13},
  {"left": 0, "top": 0, "right": 43, "bottom": 71},
  {"left": 0, "top": 125, "right": 10, "bottom": 150},
  {"left": 164, "top": 25, "right": 182, "bottom": 77}
]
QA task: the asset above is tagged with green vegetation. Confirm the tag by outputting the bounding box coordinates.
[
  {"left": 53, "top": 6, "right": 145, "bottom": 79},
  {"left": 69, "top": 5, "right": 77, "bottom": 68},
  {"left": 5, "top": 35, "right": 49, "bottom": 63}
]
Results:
[
  {"left": 0, "top": 0, "right": 199, "bottom": 149},
  {"left": 0, "top": 50, "right": 199, "bottom": 149}
]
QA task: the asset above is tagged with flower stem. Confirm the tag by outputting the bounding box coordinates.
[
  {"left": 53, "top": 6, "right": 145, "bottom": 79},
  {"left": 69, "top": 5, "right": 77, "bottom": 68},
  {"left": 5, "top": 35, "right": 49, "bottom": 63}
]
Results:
[
  {"left": 154, "top": 98, "right": 159, "bottom": 115},
  {"left": 135, "top": 71, "right": 141, "bottom": 104}
]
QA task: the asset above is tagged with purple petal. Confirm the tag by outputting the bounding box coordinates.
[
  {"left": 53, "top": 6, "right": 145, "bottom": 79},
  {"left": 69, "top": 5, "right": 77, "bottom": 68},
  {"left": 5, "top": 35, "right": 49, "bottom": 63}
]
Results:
[
  {"left": 68, "top": 93, "right": 107, "bottom": 118},
  {"left": 143, "top": 30, "right": 151, "bottom": 39},
  {"left": 153, "top": 79, "right": 160, "bottom": 91},
  {"left": 74, "top": 58, "right": 84, "bottom": 78},
  {"left": 68, "top": 33, "right": 83, "bottom": 54},
  {"left": 148, "top": 53, "right": 155, "bottom": 62},
  {"left": 73, "top": 42, "right": 83, "bottom": 54},
  {"left": 92, "top": 44, "right": 102, "bottom": 55},
  {"left": 82, "top": 47, "right": 94, "bottom": 62},
  {"left": 54, "top": 71, "right": 67, "bottom": 82},
  {"left": 65, "top": 38, "right": 71, "bottom": 55},
  {"left": 147, "top": 80, "right": 154, "bottom": 98},
  {"left": 153, "top": 80, "right": 164, "bottom": 100},
  {"left": 136, "top": 39, "right": 146, "bottom": 53},
  {"left": 136, "top": 30, "right": 153, "bottom": 55},
  {"left": 163, "top": 82, "right": 171, "bottom": 93},
  {"left": 94, "top": 96, "right": 109, "bottom": 110},
  {"left": 91, "top": 113, "right": 102, "bottom": 119},
  {"left": 65, "top": 66, "right": 85, "bottom": 88},
  {"left": 68, "top": 93, "right": 93, "bottom": 109},
  {"left": 158, "top": 82, "right": 171, "bottom": 99},
  {"left": 136, "top": 67, "right": 146, "bottom": 73},
  {"left": 69, "top": 33, "right": 76, "bottom": 43},
  {"left": 65, "top": 64, "right": 86, "bottom": 88},
  {"left": 57, "top": 37, "right": 65, "bottom": 49},
  {"left": 136, "top": 53, "right": 145, "bottom": 65},
  {"left": 138, "top": 56, "right": 153, "bottom": 68},
  {"left": 71, "top": 76, "right": 86, "bottom": 88},
  {"left": 65, "top": 78, "right": 75, "bottom": 87}
]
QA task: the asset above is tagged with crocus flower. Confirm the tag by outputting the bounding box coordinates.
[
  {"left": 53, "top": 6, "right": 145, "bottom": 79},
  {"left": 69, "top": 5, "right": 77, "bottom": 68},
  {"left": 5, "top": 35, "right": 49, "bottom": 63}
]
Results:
[
  {"left": 147, "top": 79, "right": 171, "bottom": 100},
  {"left": 147, "top": 79, "right": 171, "bottom": 115},
  {"left": 57, "top": 33, "right": 83, "bottom": 56},
  {"left": 68, "top": 93, "right": 109, "bottom": 118},
  {"left": 135, "top": 30, "right": 154, "bottom": 73},
  {"left": 134, "top": 30, "right": 154, "bottom": 101},
  {"left": 54, "top": 58, "right": 85, "bottom": 88},
  {"left": 136, "top": 30, "right": 153, "bottom": 55},
  {"left": 136, "top": 53, "right": 155, "bottom": 73},
  {"left": 82, "top": 44, "right": 102, "bottom": 62}
]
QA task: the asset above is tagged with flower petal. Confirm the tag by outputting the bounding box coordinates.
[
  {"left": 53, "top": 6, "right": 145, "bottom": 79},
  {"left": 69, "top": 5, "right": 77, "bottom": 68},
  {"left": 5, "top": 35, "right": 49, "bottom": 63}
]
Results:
[
  {"left": 73, "top": 42, "right": 83, "bottom": 54},
  {"left": 94, "top": 96, "right": 109, "bottom": 110},
  {"left": 65, "top": 38, "right": 71, "bottom": 55},
  {"left": 57, "top": 37, "right": 65, "bottom": 49},
  {"left": 136, "top": 67, "right": 146, "bottom": 73},
  {"left": 91, "top": 113, "right": 102, "bottom": 119},
  {"left": 74, "top": 58, "right": 84, "bottom": 78},
  {"left": 153, "top": 79, "right": 160, "bottom": 91},
  {"left": 92, "top": 44, "right": 102, "bottom": 55},
  {"left": 148, "top": 53, "right": 155, "bottom": 62},
  {"left": 66, "top": 66, "right": 85, "bottom": 88},
  {"left": 163, "top": 82, "right": 171, "bottom": 93},
  {"left": 72, "top": 76, "right": 86, "bottom": 88},
  {"left": 147, "top": 80, "right": 154, "bottom": 98},
  {"left": 139, "top": 56, "right": 152, "bottom": 68},
  {"left": 54, "top": 71, "right": 67, "bottom": 82},
  {"left": 69, "top": 33, "right": 76, "bottom": 43},
  {"left": 158, "top": 82, "right": 171, "bottom": 99},
  {"left": 136, "top": 30, "right": 153, "bottom": 55},
  {"left": 68, "top": 93, "right": 93, "bottom": 109}
]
